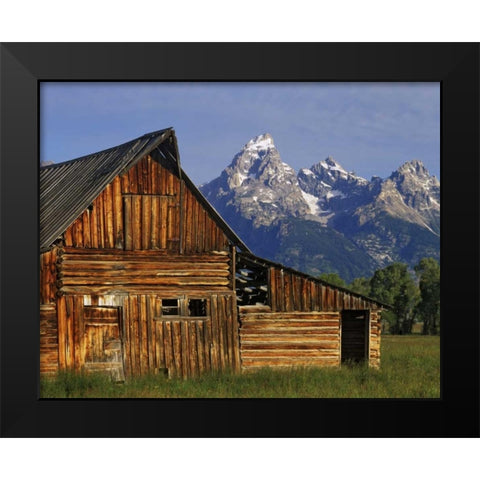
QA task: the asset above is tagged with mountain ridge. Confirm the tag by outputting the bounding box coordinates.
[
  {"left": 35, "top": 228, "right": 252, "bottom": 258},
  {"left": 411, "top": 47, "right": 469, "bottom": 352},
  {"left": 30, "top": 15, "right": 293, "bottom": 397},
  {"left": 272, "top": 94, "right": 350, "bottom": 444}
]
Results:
[{"left": 201, "top": 133, "right": 440, "bottom": 282}]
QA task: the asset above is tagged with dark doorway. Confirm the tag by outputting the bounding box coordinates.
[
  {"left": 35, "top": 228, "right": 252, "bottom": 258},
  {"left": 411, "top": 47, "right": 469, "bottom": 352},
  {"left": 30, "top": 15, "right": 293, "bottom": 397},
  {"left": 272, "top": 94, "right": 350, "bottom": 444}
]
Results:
[{"left": 341, "top": 310, "right": 369, "bottom": 364}]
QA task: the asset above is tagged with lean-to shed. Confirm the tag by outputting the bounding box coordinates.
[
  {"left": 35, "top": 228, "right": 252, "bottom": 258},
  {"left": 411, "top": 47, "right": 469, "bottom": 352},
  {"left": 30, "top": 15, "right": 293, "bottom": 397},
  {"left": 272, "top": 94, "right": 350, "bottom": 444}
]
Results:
[{"left": 40, "top": 128, "right": 387, "bottom": 380}]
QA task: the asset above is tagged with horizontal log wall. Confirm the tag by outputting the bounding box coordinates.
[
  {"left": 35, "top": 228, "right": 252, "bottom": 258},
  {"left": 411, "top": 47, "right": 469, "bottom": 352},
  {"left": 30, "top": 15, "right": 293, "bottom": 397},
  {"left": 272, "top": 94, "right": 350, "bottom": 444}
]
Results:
[
  {"left": 239, "top": 311, "right": 341, "bottom": 371},
  {"left": 40, "top": 304, "right": 58, "bottom": 374},
  {"left": 269, "top": 266, "right": 379, "bottom": 312},
  {"left": 62, "top": 154, "right": 230, "bottom": 253},
  {"left": 57, "top": 247, "right": 232, "bottom": 295}
]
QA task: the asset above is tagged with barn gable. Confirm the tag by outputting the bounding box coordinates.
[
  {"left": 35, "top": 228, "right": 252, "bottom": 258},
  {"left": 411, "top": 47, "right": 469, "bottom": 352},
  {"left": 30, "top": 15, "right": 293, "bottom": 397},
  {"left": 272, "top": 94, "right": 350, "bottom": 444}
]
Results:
[{"left": 40, "top": 128, "right": 249, "bottom": 254}]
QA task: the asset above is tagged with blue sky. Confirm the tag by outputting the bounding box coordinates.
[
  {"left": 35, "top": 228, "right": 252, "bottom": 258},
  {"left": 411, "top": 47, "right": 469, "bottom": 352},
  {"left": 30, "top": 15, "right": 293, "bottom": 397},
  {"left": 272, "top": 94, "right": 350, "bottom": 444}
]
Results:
[{"left": 40, "top": 82, "right": 440, "bottom": 185}]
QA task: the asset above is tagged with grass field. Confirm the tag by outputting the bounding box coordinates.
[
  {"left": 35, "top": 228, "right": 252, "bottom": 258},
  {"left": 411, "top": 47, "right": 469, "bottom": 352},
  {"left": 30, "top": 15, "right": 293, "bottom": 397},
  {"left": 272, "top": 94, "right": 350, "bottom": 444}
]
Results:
[{"left": 40, "top": 335, "right": 440, "bottom": 398}]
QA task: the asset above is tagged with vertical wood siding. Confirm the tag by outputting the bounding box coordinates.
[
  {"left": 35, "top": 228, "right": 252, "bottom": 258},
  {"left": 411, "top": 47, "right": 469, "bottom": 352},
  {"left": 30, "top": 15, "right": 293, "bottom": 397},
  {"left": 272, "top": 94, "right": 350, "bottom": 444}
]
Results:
[
  {"left": 122, "top": 293, "right": 240, "bottom": 378},
  {"left": 62, "top": 155, "right": 230, "bottom": 253},
  {"left": 269, "top": 266, "right": 379, "bottom": 312},
  {"left": 54, "top": 292, "right": 239, "bottom": 379}
]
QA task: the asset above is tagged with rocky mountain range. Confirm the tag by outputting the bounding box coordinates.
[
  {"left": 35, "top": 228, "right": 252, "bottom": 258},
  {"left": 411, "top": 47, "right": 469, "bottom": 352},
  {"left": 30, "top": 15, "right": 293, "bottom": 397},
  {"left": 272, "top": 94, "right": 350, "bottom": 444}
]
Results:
[{"left": 201, "top": 133, "right": 440, "bottom": 283}]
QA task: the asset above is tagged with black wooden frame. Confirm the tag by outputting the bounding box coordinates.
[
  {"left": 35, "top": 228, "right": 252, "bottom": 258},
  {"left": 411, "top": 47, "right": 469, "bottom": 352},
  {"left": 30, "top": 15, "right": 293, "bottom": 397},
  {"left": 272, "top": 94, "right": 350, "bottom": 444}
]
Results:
[{"left": 1, "top": 43, "right": 478, "bottom": 437}]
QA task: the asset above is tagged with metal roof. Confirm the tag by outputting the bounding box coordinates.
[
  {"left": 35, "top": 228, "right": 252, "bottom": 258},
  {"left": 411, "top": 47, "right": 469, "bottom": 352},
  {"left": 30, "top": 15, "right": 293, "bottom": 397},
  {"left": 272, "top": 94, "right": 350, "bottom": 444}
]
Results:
[{"left": 40, "top": 128, "right": 250, "bottom": 253}]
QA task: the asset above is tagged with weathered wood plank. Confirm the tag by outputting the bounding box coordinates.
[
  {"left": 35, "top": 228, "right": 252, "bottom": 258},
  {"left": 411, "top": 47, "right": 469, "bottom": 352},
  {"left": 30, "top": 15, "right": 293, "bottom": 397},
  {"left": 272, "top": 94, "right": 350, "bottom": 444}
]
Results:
[
  {"left": 61, "top": 260, "right": 229, "bottom": 271},
  {"left": 151, "top": 196, "right": 159, "bottom": 249},
  {"left": 241, "top": 327, "right": 340, "bottom": 335},
  {"left": 238, "top": 305, "right": 272, "bottom": 314},
  {"left": 204, "top": 318, "right": 212, "bottom": 371},
  {"left": 128, "top": 159, "right": 138, "bottom": 193},
  {"left": 189, "top": 320, "right": 198, "bottom": 377},
  {"left": 130, "top": 295, "right": 140, "bottom": 376},
  {"left": 65, "top": 295, "right": 75, "bottom": 368},
  {"left": 240, "top": 312, "right": 340, "bottom": 320},
  {"left": 172, "top": 321, "right": 182, "bottom": 377},
  {"left": 209, "top": 297, "right": 219, "bottom": 371},
  {"left": 142, "top": 195, "right": 152, "bottom": 249},
  {"left": 60, "top": 269, "right": 230, "bottom": 278},
  {"left": 241, "top": 341, "right": 340, "bottom": 349},
  {"left": 146, "top": 295, "right": 155, "bottom": 372},
  {"left": 217, "top": 296, "right": 226, "bottom": 370},
  {"left": 62, "top": 246, "right": 228, "bottom": 258},
  {"left": 61, "top": 285, "right": 231, "bottom": 295},
  {"left": 240, "top": 319, "right": 340, "bottom": 327},
  {"left": 167, "top": 204, "right": 178, "bottom": 251},
  {"left": 196, "top": 320, "right": 205, "bottom": 375},
  {"left": 112, "top": 176, "right": 123, "bottom": 249},
  {"left": 163, "top": 321, "right": 174, "bottom": 376},
  {"left": 184, "top": 189, "right": 192, "bottom": 253},
  {"left": 225, "top": 296, "right": 234, "bottom": 369},
  {"left": 241, "top": 358, "right": 339, "bottom": 367},
  {"left": 139, "top": 295, "right": 149, "bottom": 374},
  {"left": 181, "top": 320, "right": 189, "bottom": 379},
  {"left": 104, "top": 183, "right": 114, "bottom": 248},
  {"left": 123, "top": 196, "right": 133, "bottom": 250},
  {"left": 73, "top": 296, "right": 83, "bottom": 370},
  {"left": 121, "top": 295, "right": 131, "bottom": 376},
  {"left": 82, "top": 210, "right": 91, "bottom": 248},
  {"left": 160, "top": 196, "right": 168, "bottom": 249},
  {"left": 221, "top": 295, "right": 231, "bottom": 368},
  {"left": 132, "top": 195, "right": 142, "bottom": 250},
  {"left": 242, "top": 349, "right": 339, "bottom": 358},
  {"left": 60, "top": 277, "right": 231, "bottom": 287},
  {"left": 231, "top": 298, "right": 241, "bottom": 373}
]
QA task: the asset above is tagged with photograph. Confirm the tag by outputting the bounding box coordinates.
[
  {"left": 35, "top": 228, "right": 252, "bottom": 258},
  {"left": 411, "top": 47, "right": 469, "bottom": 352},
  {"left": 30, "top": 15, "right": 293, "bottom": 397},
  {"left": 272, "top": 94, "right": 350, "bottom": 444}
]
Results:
[{"left": 39, "top": 82, "right": 441, "bottom": 399}]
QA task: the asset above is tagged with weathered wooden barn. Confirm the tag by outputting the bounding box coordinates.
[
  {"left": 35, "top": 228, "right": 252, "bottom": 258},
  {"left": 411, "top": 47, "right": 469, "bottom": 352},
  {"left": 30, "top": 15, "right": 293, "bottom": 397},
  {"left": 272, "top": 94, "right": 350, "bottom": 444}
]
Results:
[{"left": 40, "top": 128, "right": 387, "bottom": 380}]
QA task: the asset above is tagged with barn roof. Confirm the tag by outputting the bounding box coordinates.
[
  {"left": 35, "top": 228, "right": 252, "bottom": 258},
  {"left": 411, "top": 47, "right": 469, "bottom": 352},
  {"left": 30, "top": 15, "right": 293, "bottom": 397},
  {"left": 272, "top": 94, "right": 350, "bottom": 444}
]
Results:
[
  {"left": 40, "top": 128, "right": 250, "bottom": 253},
  {"left": 237, "top": 251, "right": 391, "bottom": 310}
]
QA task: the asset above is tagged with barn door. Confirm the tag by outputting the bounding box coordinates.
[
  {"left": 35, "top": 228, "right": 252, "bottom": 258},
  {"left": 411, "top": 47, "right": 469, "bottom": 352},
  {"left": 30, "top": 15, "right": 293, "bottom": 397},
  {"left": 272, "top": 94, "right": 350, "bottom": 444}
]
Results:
[
  {"left": 83, "top": 306, "right": 125, "bottom": 381},
  {"left": 341, "top": 310, "right": 369, "bottom": 364}
]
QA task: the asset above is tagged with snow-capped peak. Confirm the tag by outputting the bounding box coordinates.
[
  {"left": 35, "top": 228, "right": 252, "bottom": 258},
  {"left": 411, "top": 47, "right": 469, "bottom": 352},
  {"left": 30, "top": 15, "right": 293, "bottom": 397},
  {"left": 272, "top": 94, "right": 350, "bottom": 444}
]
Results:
[
  {"left": 396, "top": 159, "right": 430, "bottom": 178},
  {"left": 245, "top": 133, "right": 275, "bottom": 152},
  {"left": 319, "top": 156, "right": 347, "bottom": 174},
  {"left": 309, "top": 156, "right": 368, "bottom": 186}
]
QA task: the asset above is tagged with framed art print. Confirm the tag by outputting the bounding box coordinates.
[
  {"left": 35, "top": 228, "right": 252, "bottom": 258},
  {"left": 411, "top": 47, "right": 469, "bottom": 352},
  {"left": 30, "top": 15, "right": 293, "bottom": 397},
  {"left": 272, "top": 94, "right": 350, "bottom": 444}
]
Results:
[{"left": 1, "top": 43, "right": 478, "bottom": 437}]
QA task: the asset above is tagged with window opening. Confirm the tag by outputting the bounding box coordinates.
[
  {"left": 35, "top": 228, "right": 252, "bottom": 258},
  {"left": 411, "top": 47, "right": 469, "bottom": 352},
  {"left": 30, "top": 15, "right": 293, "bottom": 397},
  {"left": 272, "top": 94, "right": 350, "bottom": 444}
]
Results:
[
  {"left": 236, "top": 255, "right": 269, "bottom": 306},
  {"left": 161, "top": 299, "right": 179, "bottom": 316},
  {"left": 188, "top": 299, "right": 207, "bottom": 317}
]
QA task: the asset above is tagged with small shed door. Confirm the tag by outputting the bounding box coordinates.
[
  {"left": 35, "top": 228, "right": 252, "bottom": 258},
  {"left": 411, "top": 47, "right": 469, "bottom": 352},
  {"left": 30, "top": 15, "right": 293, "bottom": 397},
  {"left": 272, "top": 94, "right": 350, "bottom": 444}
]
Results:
[
  {"left": 83, "top": 306, "right": 125, "bottom": 381},
  {"left": 341, "top": 310, "right": 369, "bottom": 364}
]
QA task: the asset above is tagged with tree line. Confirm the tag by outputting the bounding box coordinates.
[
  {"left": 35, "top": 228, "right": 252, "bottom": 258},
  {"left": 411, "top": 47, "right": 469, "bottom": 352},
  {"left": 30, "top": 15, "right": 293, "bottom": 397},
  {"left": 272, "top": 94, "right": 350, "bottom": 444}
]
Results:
[{"left": 318, "top": 257, "right": 440, "bottom": 335}]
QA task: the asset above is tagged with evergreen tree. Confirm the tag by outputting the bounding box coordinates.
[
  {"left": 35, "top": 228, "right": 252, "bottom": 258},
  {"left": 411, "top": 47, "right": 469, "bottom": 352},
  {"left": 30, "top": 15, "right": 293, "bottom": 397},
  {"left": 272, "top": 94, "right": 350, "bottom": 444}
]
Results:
[
  {"left": 414, "top": 257, "right": 440, "bottom": 335},
  {"left": 318, "top": 272, "right": 347, "bottom": 288},
  {"left": 348, "top": 277, "right": 371, "bottom": 296}
]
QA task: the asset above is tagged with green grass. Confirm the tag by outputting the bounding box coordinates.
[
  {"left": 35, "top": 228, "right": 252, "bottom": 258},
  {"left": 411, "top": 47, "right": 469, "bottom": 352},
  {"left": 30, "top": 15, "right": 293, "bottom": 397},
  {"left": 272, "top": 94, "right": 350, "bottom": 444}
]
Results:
[{"left": 40, "top": 335, "right": 440, "bottom": 399}]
